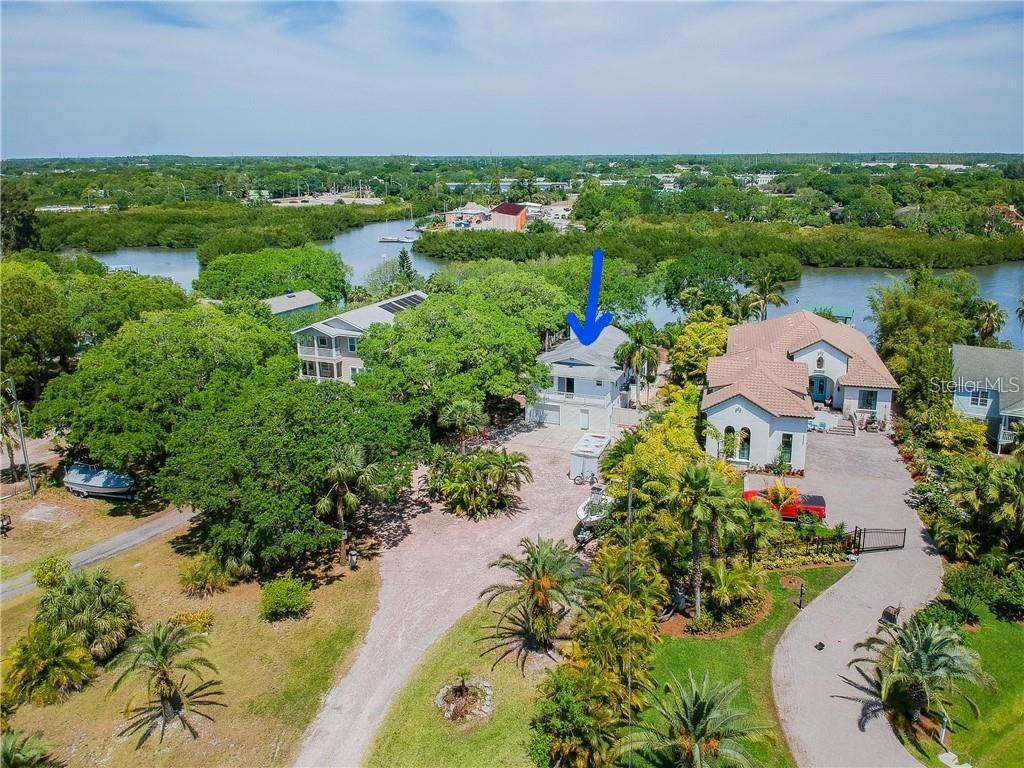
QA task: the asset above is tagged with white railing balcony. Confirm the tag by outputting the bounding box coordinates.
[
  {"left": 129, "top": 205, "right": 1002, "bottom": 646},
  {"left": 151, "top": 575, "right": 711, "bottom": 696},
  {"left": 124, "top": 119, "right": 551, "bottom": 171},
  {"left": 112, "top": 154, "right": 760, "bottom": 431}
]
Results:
[
  {"left": 297, "top": 345, "right": 343, "bottom": 359},
  {"left": 540, "top": 390, "right": 614, "bottom": 407},
  {"left": 998, "top": 428, "right": 1018, "bottom": 445}
]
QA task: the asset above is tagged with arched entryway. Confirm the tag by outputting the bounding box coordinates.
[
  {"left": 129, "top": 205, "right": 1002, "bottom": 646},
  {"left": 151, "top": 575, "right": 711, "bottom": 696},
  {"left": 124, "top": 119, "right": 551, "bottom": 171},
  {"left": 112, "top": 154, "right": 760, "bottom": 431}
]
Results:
[{"left": 809, "top": 375, "right": 834, "bottom": 405}]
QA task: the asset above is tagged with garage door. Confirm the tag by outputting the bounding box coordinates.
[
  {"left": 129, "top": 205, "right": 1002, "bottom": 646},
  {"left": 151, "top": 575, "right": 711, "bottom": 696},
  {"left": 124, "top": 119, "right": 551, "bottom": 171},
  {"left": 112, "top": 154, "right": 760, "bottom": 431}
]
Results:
[{"left": 537, "top": 404, "right": 561, "bottom": 425}]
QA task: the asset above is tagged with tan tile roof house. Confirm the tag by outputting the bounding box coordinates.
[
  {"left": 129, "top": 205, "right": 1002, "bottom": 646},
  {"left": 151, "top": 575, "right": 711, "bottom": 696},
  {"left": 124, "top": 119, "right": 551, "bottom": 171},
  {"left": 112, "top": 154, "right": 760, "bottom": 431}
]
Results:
[{"left": 701, "top": 310, "right": 898, "bottom": 471}]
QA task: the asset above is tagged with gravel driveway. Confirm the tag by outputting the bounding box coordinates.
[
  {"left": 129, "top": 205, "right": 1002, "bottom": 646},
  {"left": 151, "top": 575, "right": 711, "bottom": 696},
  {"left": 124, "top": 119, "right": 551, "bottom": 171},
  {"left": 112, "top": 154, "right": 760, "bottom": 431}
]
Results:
[
  {"left": 771, "top": 432, "right": 942, "bottom": 768},
  {"left": 293, "top": 428, "right": 591, "bottom": 768}
]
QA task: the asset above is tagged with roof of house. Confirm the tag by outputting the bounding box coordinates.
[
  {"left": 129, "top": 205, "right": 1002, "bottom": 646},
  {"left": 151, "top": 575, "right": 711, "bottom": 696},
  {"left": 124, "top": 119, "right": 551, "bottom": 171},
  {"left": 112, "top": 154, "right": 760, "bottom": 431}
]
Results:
[
  {"left": 951, "top": 344, "right": 1024, "bottom": 416},
  {"left": 293, "top": 291, "right": 427, "bottom": 338},
  {"left": 727, "top": 310, "right": 897, "bottom": 389},
  {"left": 703, "top": 349, "right": 815, "bottom": 418},
  {"left": 447, "top": 202, "right": 490, "bottom": 215},
  {"left": 263, "top": 289, "right": 323, "bottom": 315},
  {"left": 491, "top": 202, "right": 527, "bottom": 216},
  {"left": 539, "top": 326, "right": 628, "bottom": 381}
]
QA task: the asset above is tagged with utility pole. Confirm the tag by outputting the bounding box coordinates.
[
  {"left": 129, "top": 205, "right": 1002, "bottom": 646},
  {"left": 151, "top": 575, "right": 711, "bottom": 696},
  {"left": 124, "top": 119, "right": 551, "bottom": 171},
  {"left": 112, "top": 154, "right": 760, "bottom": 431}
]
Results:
[{"left": 5, "top": 378, "right": 36, "bottom": 496}]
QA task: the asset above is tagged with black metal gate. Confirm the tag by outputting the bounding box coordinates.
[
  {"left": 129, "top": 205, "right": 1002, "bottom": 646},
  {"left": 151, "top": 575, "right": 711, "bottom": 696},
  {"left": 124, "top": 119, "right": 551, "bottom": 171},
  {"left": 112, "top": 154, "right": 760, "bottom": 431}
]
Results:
[{"left": 850, "top": 526, "right": 907, "bottom": 553}]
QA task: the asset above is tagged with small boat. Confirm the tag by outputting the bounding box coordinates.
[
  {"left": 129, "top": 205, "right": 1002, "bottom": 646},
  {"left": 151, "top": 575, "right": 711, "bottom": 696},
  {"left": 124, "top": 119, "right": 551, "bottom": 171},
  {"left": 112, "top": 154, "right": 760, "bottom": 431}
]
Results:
[
  {"left": 63, "top": 463, "right": 135, "bottom": 500},
  {"left": 378, "top": 236, "right": 401, "bottom": 243}
]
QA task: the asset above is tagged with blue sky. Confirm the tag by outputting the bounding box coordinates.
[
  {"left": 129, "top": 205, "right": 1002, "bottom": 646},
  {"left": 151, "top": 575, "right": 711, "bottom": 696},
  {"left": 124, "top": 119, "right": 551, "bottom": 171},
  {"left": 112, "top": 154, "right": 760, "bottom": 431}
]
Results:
[{"left": 1, "top": 1, "right": 1021, "bottom": 158}]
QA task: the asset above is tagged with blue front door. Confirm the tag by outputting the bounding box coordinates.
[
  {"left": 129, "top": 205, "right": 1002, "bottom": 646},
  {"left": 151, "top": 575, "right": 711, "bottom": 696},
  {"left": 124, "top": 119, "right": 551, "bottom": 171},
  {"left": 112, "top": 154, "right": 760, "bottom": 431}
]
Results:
[{"left": 810, "top": 376, "right": 828, "bottom": 403}]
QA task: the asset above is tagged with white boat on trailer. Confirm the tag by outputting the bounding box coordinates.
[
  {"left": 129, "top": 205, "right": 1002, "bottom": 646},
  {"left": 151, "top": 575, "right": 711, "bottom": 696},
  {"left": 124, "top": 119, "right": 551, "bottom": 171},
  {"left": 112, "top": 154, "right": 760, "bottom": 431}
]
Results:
[{"left": 63, "top": 463, "right": 135, "bottom": 500}]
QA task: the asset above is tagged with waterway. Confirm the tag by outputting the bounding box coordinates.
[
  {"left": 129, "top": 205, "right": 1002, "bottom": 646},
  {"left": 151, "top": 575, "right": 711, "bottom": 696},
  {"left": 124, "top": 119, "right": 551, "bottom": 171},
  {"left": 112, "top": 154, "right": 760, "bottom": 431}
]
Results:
[{"left": 93, "top": 219, "right": 1024, "bottom": 348}]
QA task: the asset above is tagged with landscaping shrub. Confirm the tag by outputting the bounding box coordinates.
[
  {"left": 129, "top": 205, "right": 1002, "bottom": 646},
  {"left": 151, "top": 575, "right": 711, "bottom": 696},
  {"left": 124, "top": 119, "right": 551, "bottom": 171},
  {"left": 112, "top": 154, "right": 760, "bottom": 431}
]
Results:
[
  {"left": 259, "top": 577, "right": 312, "bottom": 621},
  {"left": 943, "top": 564, "right": 1001, "bottom": 609},
  {"left": 179, "top": 554, "right": 234, "bottom": 598},
  {"left": 992, "top": 570, "right": 1024, "bottom": 621},
  {"left": 36, "top": 568, "right": 136, "bottom": 662},
  {"left": 686, "top": 612, "right": 715, "bottom": 635},
  {"left": 32, "top": 555, "right": 71, "bottom": 591},
  {"left": 168, "top": 609, "right": 214, "bottom": 634},
  {"left": 911, "top": 601, "right": 967, "bottom": 638}
]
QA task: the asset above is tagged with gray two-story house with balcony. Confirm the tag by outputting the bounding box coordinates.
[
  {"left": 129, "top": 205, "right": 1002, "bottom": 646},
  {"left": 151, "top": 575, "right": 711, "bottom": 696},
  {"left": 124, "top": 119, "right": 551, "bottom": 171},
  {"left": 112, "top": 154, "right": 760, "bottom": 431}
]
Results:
[
  {"left": 951, "top": 344, "right": 1024, "bottom": 452},
  {"left": 526, "top": 325, "right": 630, "bottom": 431},
  {"left": 292, "top": 291, "right": 427, "bottom": 382}
]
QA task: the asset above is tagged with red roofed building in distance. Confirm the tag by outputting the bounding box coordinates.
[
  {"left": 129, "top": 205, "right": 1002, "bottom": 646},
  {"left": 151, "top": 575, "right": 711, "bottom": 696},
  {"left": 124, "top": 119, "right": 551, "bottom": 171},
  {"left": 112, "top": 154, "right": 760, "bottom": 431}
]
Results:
[{"left": 490, "top": 201, "right": 527, "bottom": 231}]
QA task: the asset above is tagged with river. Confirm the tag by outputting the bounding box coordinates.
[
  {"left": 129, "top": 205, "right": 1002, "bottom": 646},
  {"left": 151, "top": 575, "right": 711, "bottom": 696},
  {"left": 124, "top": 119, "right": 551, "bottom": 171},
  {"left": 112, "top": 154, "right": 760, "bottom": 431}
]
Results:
[{"left": 94, "top": 219, "right": 1024, "bottom": 348}]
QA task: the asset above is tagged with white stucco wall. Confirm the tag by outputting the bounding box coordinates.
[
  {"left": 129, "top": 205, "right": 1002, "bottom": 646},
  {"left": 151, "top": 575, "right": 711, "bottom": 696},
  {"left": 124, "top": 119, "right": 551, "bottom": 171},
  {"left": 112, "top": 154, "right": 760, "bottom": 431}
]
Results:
[
  {"left": 840, "top": 386, "right": 894, "bottom": 422},
  {"left": 525, "top": 400, "right": 612, "bottom": 431},
  {"left": 792, "top": 342, "right": 848, "bottom": 394},
  {"left": 704, "top": 396, "right": 808, "bottom": 471}
]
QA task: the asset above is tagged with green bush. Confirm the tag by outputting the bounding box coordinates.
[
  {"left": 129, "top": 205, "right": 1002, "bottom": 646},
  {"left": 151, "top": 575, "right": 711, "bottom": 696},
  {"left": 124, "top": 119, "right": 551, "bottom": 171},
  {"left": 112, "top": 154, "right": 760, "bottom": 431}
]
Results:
[
  {"left": 911, "top": 601, "right": 966, "bottom": 638},
  {"left": 943, "top": 564, "right": 1001, "bottom": 608},
  {"left": 258, "top": 577, "right": 312, "bottom": 621},
  {"left": 32, "top": 556, "right": 71, "bottom": 591},
  {"left": 686, "top": 612, "right": 715, "bottom": 635},
  {"left": 992, "top": 570, "right": 1024, "bottom": 621},
  {"left": 179, "top": 554, "right": 234, "bottom": 598}
]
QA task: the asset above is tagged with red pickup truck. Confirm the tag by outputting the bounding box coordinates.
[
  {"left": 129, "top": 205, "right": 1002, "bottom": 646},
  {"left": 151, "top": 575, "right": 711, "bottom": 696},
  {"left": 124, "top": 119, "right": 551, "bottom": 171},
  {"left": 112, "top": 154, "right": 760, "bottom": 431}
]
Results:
[{"left": 742, "top": 488, "right": 827, "bottom": 521}]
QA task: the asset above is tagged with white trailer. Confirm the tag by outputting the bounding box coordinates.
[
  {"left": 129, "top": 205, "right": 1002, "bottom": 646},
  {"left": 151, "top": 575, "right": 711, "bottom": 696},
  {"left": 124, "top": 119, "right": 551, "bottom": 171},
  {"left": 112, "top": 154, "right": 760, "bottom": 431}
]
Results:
[{"left": 569, "top": 433, "right": 611, "bottom": 482}]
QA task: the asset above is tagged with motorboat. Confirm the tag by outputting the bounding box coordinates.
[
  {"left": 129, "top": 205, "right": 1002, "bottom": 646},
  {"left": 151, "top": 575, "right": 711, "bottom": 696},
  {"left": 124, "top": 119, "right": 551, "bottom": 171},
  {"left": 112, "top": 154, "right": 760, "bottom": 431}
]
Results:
[
  {"left": 63, "top": 463, "right": 135, "bottom": 500},
  {"left": 576, "top": 489, "right": 612, "bottom": 527}
]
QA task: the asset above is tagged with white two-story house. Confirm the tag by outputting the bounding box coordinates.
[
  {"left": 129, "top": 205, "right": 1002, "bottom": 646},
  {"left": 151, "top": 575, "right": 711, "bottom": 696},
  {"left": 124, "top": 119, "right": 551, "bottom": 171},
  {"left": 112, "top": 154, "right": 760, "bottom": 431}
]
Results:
[
  {"left": 702, "top": 310, "right": 898, "bottom": 471},
  {"left": 951, "top": 344, "right": 1024, "bottom": 453},
  {"left": 292, "top": 291, "right": 427, "bottom": 382},
  {"left": 526, "top": 326, "right": 630, "bottom": 431}
]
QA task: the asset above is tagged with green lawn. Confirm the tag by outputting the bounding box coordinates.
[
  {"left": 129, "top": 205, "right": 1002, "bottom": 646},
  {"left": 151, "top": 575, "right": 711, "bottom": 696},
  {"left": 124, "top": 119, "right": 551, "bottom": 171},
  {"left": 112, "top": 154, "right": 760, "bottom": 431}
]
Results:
[
  {"left": 640, "top": 565, "right": 852, "bottom": 768},
  {"left": 913, "top": 605, "right": 1024, "bottom": 768},
  {"left": 365, "top": 600, "right": 542, "bottom": 768},
  {"left": 365, "top": 564, "right": 851, "bottom": 768}
]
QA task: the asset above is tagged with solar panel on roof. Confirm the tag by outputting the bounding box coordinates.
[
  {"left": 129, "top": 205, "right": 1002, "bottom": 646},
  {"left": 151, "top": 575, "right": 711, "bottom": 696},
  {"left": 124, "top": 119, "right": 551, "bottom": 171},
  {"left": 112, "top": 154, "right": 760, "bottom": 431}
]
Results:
[{"left": 379, "top": 302, "right": 402, "bottom": 314}]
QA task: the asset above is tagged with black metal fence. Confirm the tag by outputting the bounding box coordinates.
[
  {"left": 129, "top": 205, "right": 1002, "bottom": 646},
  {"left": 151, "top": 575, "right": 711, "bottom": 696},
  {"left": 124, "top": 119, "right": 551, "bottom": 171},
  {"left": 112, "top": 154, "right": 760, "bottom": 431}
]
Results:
[{"left": 850, "top": 526, "right": 907, "bottom": 553}]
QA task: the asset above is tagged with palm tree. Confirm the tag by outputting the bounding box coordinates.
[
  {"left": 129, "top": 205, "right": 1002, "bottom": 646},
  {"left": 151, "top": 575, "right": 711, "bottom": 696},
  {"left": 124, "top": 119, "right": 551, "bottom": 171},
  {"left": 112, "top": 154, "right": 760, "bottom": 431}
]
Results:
[
  {"left": 931, "top": 516, "right": 978, "bottom": 562},
  {"left": 987, "top": 457, "right": 1024, "bottom": 543},
  {"left": 764, "top": 479, "right": 798, "bottom": 511},
  {"left": 438, "top": 399, "right": 488, "bottom": 454},
  {"left": 615, "top": 329, "right": 660, "bottom": 405},
  {"left": 0, "top": 397, "right": 23, "bottom": 483},
  {"left": 3, "top": 622, "right": 94, "bottom": 705},
  {"left": 110, "top": 622, "right": 225, "bottom": 746},
  {"left": 618, "top": 671, "right": 769, "bottom": 768},
  {"left": 948, "top": 458, "right": 995, "bottom": 521},
  {"left": 747, "top": 272, "right": 788, "bottom": 321},
  {"left": 480, "top": 537, "right": 586, "bottom": 649},
  {"left": 1, "top": 731, "right": 63, "bottom": 768},
  {"left": 738, "top": 498, "right": 778, "bottom": 567},
  {"left": 657, "top": 465, "right": 730, "bottom": 618},
  {"left": 976, "top": 299, "right": 1007, "bottom": 342},
  {"left": 707, "top": 484, "right": 744, "bottom": 562},
  {"left": 37, "top": 569, "right": 136, "bottom": 662},
  {"left": 728, "top": 293, "right": 761, "bottom": 324},
  {"left": 708, "top": 561, "right": 763, "bottom": 610},
  {"left": 851, "top": 621, "right": 990, "bottom": 723},
  {"left": 481, "top": 448, "right": 533, "bottom": 497},
  {"left": 315, "top": 444, "right": 382, "bottom": 540}
]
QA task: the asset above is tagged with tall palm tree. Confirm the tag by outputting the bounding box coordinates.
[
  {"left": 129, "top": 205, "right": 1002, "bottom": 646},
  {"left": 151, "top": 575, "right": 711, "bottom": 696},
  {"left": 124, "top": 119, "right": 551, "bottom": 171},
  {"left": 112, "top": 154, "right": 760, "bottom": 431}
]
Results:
[
  {"left": 707, "top": 484, "right": 744, "bottom": 562},
  {"left": 851, "top": 621, "right": 989, "bottom": 723},
  {"left": 618, "top": 671, "right": 769, "bottom": 768},
  {"left": 37, "top": 569, "right": 136, "bottom": 662},
  {"left": 977, "top": 299, "right": 1007, "bottom": 342},
  {"left": 738, "top": 498, "right": 778, "bottom": 567},
  {"left": 3, "top": 622, "right": 94, "bottom": 706},
  {"left": 747, "top": 272, "right": 788, "bottom": 321},
  {"left": 110, "top": 622, "right": 225, "bottom": 746},
  {"left": 616, "top": 329, "right": 660, "bottom": 405},
  {"left": 1, "top": 731, "right": 62, "bottom": 768},
  {"left": 315, "top": 444, "right": 382, "bottom": 540},
  {"left": 728, "top": 293, "right": 761, "bottom": 324},
  {"left": 480, "top": 536, "right": 587, "bottom": 648},
  {"left": 657, "top": 465, "right": 730, "bottom": 618},
  {"left": 437, "top": 399, "right": 488, "bottom": 454},
  {"left": 0, "top": 397, "right": 23, "bottom": 483}
]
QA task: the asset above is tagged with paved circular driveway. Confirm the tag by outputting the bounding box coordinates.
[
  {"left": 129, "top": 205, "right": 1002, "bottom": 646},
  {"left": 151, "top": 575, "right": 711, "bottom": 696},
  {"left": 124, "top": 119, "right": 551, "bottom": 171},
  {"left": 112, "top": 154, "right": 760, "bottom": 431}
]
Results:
[
  {"left": 771, "top": 432, "right": 942, "bottom": 768},
  {"left": 293, "top": 429, "right": 591, "bottom": 768}
]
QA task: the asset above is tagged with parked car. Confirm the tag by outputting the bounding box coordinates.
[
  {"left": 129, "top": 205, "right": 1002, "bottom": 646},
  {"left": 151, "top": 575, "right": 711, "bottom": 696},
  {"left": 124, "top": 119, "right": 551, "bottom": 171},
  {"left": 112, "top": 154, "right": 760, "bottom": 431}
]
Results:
[{"left": 742, "top": 488, "right": 826, "bottom": 521}]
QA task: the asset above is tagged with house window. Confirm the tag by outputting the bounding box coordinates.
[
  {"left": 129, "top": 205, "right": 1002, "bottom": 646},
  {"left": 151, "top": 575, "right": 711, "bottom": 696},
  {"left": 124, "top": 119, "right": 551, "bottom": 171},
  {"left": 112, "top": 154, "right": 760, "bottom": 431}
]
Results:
[
  {"left": 739, "top": 428, "right": 751, "bottom": 461},
  {"left": 350, "top": 366, "right": 363, "bottom": 377},
  {"left": 316, "top": 336, "right": 329, "bottom": 348},
  {"left": 970, "top": 389, "right": 989, "bottom": 408},
  {"left": 317, "top": 362, "right": 334, "bottom": 379},
  {"left": 780, "top": 433, "right": 793, "bottom": 463},
  {"left": 816, "top": 354, "right": 824, "bottom": 371},
  {"left": 858, "top": 390, "right": 878, "bottom": 410},
  {"left": 596, "top": 380, "right": 603, "bottom": 387},
  {"left": 723, "top": 426, "right": 736, "bottom": 459},
  {"left": 558, "top": 377, "right": 575, "bottom": 395},
  {"left": 301, "top": 360, "right": 317, "bottom": 377},
  {"left": 348, "top": 337, "right": 358, "bottom": 353}
]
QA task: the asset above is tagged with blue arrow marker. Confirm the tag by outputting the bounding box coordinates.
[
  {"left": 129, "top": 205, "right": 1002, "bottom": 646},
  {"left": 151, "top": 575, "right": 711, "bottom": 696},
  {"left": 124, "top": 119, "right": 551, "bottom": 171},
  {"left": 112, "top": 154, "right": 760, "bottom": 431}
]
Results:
[{"left": 566, "top": 248, "right": 614, "bottom": 346}]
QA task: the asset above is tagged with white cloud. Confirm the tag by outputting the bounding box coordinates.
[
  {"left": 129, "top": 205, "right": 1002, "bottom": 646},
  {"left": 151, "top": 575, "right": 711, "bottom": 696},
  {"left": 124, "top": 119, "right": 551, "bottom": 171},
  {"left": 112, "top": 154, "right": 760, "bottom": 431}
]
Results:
[{"left": 1, "top": 1, "right": 1020, "bottom": 156}]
